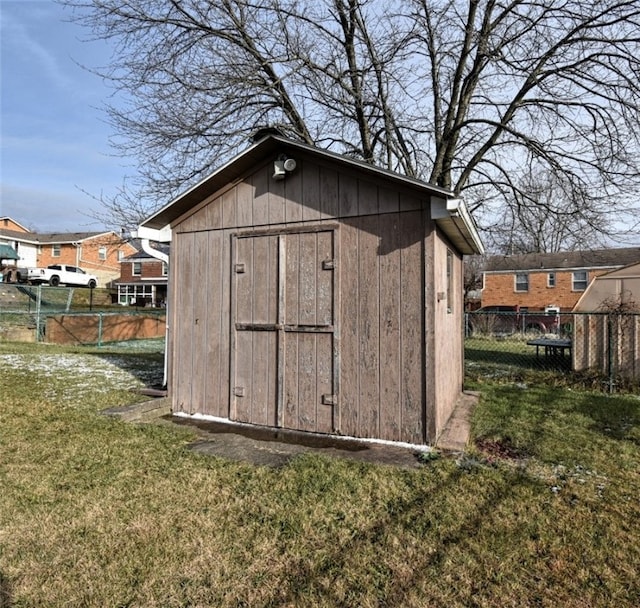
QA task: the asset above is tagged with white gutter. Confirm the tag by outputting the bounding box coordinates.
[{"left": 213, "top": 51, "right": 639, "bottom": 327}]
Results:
[{"left": 431, "top": 197, "right": 485, "bottom": 255}]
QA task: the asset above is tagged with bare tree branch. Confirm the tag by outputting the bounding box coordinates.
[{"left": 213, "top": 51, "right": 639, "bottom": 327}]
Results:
[{"left": 60, "top": 0, "right": 640, "bottom": 245}]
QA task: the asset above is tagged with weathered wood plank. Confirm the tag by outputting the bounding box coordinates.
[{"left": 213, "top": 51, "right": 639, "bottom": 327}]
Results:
[
  {"left": 251, "top": 331, "right": 276, "bottom": 426},
  {"left": 252, "top": 235, "right": 274, "bottom": 324},
  {"left": 269, "top": 172, "right": 286, "bottom": 225},
  {"left": 285, "top": 233, "right": 300, "bottom": 327},
  {"left": 190, "top": 231, "right": 209, "bottom": 415},
  {"left": 252, "top": 166, "right": 270, "bottom": 226},
  {"left": 221, "top": 188, "right": 237, "bottom": 229},
  {"left": 316, "top": 333, "right": 334, "bottom": 433},
  {"left": 379, "top": 213, "right": 402, "bottom": 441},
  {"left": 204, "top": 231, "right": 224, "bottom": 417},
  {"left": 173, "top": 233, "right": 194, "bottom": 414},
  {"left": 285, "top": 170, "right": 304, "bottom": 223},
  {"left": 283, "top": 332, "right": 299, "bottom": 430},
  {"left": 235, "top": 237, "right": 253, "bottom": 324},
  {"left": 205, "top": 195, "right": 223, "bottom": 229},
  {"left": 400, "top": 210, "right": 425, "bottom": 443},
  {"left": 339, "top": 219, "right": 360, "bottom": 436},
  {"left": 358, "top": 179, "right": 379, "bottom": 216},
  {"left": 302, "top": 162, "right": 321, "bottom": 222},
  {"left": 358, "top": 215, "right": 380, "bottom": 438},
  {"left": 320, "top": 166, "right": 339, "bottom": 219},
  {"left": 297, "top": 332, "right": 317, "bottom": 431},
  {"left": 299, "top": 232, "right": 318, "bottom": 326},
  {"left": 236, "top": 180, "right": 253, "bottom": 228},
  {"left": 220, "top": 230, "right": 232, "bottom": 417},
  {"left": 379, "top": 187, "right": 399, "bottom": 215},
  {"left": 316, "top": 231, "right": 334, "bottom": 327},
  {"left": 339, "top": 174, "right": 359, "bottom": 217},
  {"left": 399, "top": 194, "right": 423, "bottom": 212},
  {"left": 234, "top": 330, "right": 252, "bottom": 423}
]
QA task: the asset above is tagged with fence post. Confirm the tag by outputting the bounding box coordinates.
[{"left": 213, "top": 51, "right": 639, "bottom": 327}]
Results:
[
  {"left": 98, "top": 313, "right": 103, "bottom": 347},
  {"left": 35, "top": 285, "right": 42, "bottom": 342},
  {"left": 607, "top": 314, "right": 615, "bottom": 393}
]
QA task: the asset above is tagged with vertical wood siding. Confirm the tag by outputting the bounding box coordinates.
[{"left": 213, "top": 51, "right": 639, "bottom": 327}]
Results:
[{"left": 170, "top": 154, "right": 459, "bottom": 443}]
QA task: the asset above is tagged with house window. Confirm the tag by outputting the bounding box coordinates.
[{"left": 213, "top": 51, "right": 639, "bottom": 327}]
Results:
[
  {"left": 572, "top": 270, "right": 588, "bottom": 291},
  {"left": 132, "top": 261, "right": 142, "bottom": 276},
  {"left": 118, "top": 284, "right": 153, "bottom": 305},
  {"left": 162, "top": 262, "right": 168, "bottom": 277},
  {"left": 52, "top": 244, "right": 61, "bottom": 257},
  {"left": 117, "top": 250, "right": 125, "bottom": 262},
  {"left": 98, "top": 246, "right": 107, "bottom": 261},
  {"left": 547, "top": 272, "right": 556, "bottom": 288},
  {"left": 515, "top": 273, "right": 529, "bottom": 292}
]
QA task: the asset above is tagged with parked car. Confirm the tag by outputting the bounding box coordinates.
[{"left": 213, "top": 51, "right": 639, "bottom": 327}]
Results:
[
  {"left": 17, "top": 264, "right": 98, "bottom": 288},
  {"left": 466, "top": 305, "right": 559, "bottom": 336}
]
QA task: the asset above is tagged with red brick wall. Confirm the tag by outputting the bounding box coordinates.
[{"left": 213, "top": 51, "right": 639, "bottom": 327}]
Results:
[
  {"left": 119, "top": 259, "right": 167, "bottom": 282},
  {"left": 38, "top": 243, "right": 80, "bottom": 267},
  {"left": 37, "top": 235, "right": 136, "bottom": 273},
  {"left": 45, "top": 313, "right": 166, "bottom": 345},
  {"left": 482, "top": 269, "right": 610, "bottom": 311}
]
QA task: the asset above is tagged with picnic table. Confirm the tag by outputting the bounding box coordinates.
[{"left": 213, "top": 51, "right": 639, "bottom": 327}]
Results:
[{"left": 527, "top": 338, "right": 572, "bottom": 360}]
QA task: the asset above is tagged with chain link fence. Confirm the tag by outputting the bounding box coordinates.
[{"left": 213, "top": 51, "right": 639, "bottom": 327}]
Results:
[
  {"left": 465, "top": 310, "right": 640, "bottom": 393},
  {"left": 0, "top": 284, "right": 165, "bottom": 346},
  {"left": 3, "top": 284, "right": 639, "bottom": 391}
]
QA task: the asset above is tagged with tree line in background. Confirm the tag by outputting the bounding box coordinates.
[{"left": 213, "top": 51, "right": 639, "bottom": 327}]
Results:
[{"left": 63, "top": 0, "right": 640, "bottom": 252}]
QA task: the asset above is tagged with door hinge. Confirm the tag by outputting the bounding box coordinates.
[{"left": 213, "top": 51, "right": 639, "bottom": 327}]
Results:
[
  {"left": 322, "top": 259, "right": 335, "bottom": 270},
  {"left": 321, "top": 394, "right": 337, "bottom": 405},
  {"left": 234, "top": 386, "right": 245, "bottom": 397}
]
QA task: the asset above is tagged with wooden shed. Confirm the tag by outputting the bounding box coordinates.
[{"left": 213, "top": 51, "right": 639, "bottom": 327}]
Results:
[{"left": 140, "top": 134, "right": 483, "bottom": 445}]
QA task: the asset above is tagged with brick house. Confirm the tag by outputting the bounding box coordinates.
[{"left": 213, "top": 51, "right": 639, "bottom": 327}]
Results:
[
  {"left": 0, "top": 218, "right": 136, "bottom": 287},
  {"left": 482, "top": 247, "right": 640, "bottom": 311},
  {"left": 0, "top": 217, "right": 30, "bottom": 233},
  {"left": 113, "top": 241, "right": 169, "bottom": 306}
]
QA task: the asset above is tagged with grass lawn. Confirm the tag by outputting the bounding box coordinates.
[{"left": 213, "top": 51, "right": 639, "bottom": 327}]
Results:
[{"left": 1, "top": 342, "right": 639, "bottom": 607}]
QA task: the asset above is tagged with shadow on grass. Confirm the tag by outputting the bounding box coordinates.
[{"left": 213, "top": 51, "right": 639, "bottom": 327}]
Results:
[
  {"left": 575, "top": 391, "right": 640, "bottom": 444},
  {"left": 0, "top": 571, "right": 12, "bottom": 608},
  {"left": 465, "top": 346, "right": 571, "bottom": 373},
  {"left": 471, "top": 381, "right": 640, "bottom": 464},
  {"left": 263, "top": 464, "right": 543, "bottom": 607}
]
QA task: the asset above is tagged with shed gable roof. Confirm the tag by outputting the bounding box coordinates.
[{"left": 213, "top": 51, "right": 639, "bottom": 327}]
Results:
[
  {"left": 141, "top": 135, "right": 483, "bottom": 255},
  {"left": 485, "top": 247, "right": 640, "bottom": 273}
]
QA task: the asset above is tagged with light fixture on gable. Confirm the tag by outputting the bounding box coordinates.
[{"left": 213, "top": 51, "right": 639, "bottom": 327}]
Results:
[{"left": 273, "top": 154, "right": 297, "bottom": 180}]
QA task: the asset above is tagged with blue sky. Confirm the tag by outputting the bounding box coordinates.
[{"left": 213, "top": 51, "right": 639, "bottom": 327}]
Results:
[{"left": 1, "top": 0, "right": 126, "bottom": 233}]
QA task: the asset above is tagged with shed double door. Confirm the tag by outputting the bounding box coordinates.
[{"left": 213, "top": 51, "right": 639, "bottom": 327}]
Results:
[{"left": 232, "top": 229, "right": 336, "bottom": 433}]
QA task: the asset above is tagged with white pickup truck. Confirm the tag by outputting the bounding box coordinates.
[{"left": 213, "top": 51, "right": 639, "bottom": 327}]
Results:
[{"left": 19, "top": 264, "right": 98, "bottom": 288}]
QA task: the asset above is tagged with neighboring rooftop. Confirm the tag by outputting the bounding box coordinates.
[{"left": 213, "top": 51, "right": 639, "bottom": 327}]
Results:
[
  {"left": 485, "top": 247, "right": 640, "bottom": 272},
  {"left": 0, "top": 228, "right": 114, "bottom": 243},
  {"left": 122, "top": 240, "right": 170, "bottom": 261}
]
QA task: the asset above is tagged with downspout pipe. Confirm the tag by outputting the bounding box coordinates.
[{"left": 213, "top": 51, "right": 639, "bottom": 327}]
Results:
[{"left": 131, "top": 226, "right": 172, "bottom": 388}]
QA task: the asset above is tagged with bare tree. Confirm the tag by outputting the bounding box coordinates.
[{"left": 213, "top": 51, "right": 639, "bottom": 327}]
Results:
[
  {"left": 62, "top": 0, "right": 640, "bottom": 237},
  {"left": 492, "top": 169, "right": 607, "bottom": 253}
]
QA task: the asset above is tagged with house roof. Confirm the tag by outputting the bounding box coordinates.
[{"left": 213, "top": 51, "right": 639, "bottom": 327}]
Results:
[
  {"left": 0, "top": 244, "right": 19, "bottom": 260},
  {"left": 0, "top": 228, "right": 117, "bottom": 245},
  {"left": 0, "top": 217, "right": 30, "bottom": 232},
  {"left": 34, "top": 231, "right": 113, "bottom": 244},
  {"left": 484, "top": 247, "right": 640, "bottom": 273},
  {"left": 123, "top": 240, "right": 170, "bottom": 261},
  {"left": 141, "top": 134, "right": 484, "bottom": 255}
]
